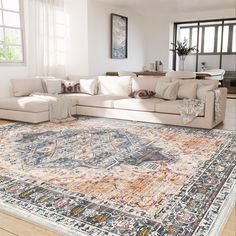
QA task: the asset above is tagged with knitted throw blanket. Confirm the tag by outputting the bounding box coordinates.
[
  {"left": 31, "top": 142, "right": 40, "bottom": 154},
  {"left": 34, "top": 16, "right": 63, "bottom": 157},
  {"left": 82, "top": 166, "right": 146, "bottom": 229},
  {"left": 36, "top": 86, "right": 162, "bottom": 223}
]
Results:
[
  {"left": 31, "top": 93, "right": 75, "bottom": 123},
  {"left": 178, "top": 89, "right": 222, "bottom": 124}
]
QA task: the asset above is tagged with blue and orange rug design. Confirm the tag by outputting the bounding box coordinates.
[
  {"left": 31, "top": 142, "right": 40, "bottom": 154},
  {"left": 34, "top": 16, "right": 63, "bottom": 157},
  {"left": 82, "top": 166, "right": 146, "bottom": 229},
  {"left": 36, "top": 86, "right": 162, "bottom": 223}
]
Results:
[{"left": 0, "top": 117, "right": 235, "bottom": 235}]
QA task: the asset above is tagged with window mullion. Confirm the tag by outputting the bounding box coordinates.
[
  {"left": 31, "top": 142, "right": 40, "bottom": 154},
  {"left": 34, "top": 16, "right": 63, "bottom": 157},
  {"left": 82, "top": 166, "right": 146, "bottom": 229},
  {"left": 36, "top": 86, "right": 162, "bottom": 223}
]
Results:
[
  {"left": 228, "top": 25, "right": 233, "bottom": 53},
  {"left": 214, "top": 26, "right": 218, "bottom": 53}
]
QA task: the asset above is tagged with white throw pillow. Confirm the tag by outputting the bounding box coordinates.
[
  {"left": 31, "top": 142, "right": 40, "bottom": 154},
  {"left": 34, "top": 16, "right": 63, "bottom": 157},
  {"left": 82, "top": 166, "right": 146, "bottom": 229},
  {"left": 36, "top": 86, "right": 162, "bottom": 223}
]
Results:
[
  {"left": 155, "top": 80, "right": 179, "bottom": 100},
  {"left": 178, "top": 81, "right": 198, "bottom": 99},
  {"left": 11, "top": 78, "right": 44, "bottom": 97},
  {"left": 197, "top": 84, "right": 216, "bottom": 100},
  {"left": 80, "top": 79, "right": 98, "bottom": 95},
  {"left": 98, "top": 76, "right": 131, "bottom": 96},
  {"left": 45, "top": 79, "right": 62, "bottom": 94}
]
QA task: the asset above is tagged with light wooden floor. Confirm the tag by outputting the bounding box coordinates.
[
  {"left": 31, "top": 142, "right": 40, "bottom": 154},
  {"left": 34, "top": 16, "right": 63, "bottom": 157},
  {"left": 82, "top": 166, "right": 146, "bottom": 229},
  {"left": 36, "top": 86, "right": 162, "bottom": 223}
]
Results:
[{"left": 0, "top": 99, "right": 235, "bottom": 236}]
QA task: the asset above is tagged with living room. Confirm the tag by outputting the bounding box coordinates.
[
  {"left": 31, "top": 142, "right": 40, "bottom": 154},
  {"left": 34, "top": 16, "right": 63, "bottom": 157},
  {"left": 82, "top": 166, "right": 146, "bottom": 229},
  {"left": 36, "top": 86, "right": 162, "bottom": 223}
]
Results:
[{"left": 0, "top": 0, "right": 235, "bottom": 236}]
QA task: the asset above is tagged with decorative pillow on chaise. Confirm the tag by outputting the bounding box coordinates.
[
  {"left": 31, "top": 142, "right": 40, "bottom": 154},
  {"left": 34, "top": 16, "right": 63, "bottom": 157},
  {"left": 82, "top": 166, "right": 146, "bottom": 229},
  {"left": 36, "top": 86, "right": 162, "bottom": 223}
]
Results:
[
  {"left": 62, "top": 81, "right": 80, "bottom": 93},
  {"left": 130, "top": 90, "right": 156, "bottom": 99},
  {"left": 155, "top": 80, "right": 179, "bottom": 100}
]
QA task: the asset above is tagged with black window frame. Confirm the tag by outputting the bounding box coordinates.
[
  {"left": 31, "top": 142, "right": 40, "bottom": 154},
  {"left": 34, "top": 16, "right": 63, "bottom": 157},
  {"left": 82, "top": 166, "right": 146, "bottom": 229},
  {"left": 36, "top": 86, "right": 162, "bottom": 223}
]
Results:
[{"left": 172, "top": 18, "right": 236, "bottom": 71}]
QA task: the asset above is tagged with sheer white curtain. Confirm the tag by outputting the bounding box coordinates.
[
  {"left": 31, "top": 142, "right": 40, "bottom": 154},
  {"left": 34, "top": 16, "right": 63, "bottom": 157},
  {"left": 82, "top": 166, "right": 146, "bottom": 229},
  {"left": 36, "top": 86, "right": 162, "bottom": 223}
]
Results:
[{"left": 29, "top": 0, "right": 66, "bottom": 77}]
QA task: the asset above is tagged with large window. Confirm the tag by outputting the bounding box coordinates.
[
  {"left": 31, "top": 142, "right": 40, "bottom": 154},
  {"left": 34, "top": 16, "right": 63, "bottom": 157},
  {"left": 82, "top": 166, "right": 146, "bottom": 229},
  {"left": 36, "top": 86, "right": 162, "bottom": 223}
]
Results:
[
  {"left": 0, "top": 0, "right": 24, "bottom": 63},
  {"left": 173, "top": 18, "right": 236, "bottom": 71},
  {"left": 178, "top": 21, "right": 236, "bottom": 55}
]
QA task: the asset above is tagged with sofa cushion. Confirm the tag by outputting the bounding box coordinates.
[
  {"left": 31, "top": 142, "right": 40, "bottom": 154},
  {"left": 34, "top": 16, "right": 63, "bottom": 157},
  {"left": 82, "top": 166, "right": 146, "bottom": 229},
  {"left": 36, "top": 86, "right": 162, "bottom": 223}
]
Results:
[
  {"left": 114, "top": 98, "right": 164, "bottom": 112},
  {"left": 155, "top": 100, "right": 204, "bottom": 116},
  {"left": 62, "top": 93, "right": 90, "bottom": 104},
  {"left": 0, "top": 97, "right": 49, "bottom": 112},
  {"left": 132, "top": 77, "right": 158, "bottom": 92},
  {"left": 177, "top": 81, "right": 198, "bottom": 99},
  {"left": 197, "top": 84, "right": 216, "bottom": 100},
  {"left": 11, "top": 78, "right": 44, "bottom": 97},
  {"left": 58, "top": 94, "right": 91, "bottom": 106},
  {"left": 45, "top": 79, "right": 63, "bottom": 94},
  {"left": 155, "top": 80, "right": 179, "bottom": 100},
  {"left": 98, "top": 76, "right": 131, "bottom": 96},
  {"left": 78, "top": 95, "right": 125, "bottom": 108}
]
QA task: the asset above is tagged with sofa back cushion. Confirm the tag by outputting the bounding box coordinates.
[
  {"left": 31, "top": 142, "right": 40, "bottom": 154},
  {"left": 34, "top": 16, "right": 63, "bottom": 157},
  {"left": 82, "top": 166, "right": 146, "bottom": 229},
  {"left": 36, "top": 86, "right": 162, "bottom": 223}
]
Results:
[
  {"left": 46, "top": 79, "right": 63, "bottom": 94},
  {"left": 155, "top": 80, "right": 179, "bottom": 100},
  {"left": 177, "top": 80, "right": 198, "bottom": 99},
  {"left": 98, "top": 76, "right": 131, "bottom": 96},
  {"left": 11, "top": 78, "right": 44, "bottom": 97},
  {"left": 132, "top": 77, "right": 158, "bottom": 92},
  {"left": 197, "top": 84, "right": 216, "bottom": 100}
]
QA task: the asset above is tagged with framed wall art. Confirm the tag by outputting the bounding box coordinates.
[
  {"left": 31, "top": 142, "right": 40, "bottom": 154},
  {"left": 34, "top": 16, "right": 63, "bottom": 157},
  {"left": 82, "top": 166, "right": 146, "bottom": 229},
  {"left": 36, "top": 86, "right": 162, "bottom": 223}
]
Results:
[{"left": 111, "top": 13, "right": 128, "bottom": 59}]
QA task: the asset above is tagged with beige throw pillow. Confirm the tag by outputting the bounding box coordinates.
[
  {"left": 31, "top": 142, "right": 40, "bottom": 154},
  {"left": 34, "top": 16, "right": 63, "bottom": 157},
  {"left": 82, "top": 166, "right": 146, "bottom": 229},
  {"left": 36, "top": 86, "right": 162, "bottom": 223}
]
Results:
[
  {"left": 11, "top": 78, "right": 44, "bottom": 97},
  {"left": 155, "top": 80, "right": 179, "bottom": 100},
  {"left": 178, "top": 82, "right": 198, "bottom": 99}
]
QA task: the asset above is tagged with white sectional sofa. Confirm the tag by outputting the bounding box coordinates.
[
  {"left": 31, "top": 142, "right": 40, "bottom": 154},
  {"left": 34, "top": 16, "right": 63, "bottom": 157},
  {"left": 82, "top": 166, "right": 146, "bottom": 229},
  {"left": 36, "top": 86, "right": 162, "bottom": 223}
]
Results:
[{"left": 0, "top": 76, "right": 227, "bottom": 129}]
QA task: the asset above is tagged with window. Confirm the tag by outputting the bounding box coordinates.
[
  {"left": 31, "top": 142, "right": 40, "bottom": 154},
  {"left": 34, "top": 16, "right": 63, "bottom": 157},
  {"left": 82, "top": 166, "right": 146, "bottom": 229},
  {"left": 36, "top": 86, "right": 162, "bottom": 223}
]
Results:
[
  {"left": 232, "top": 25, "right": 236, "bottom": 52},
  {"left": 204, "top": 27, "right": 215, "bottom": 53},
  {"left": 0, "top": 0, "right": 24, "bottom": 63},
  {"left": 177, "top": 19, "right": 236, "bottom": 55},
  {"left": 173, "top": 18, "right": 236, "bottom": 71}
]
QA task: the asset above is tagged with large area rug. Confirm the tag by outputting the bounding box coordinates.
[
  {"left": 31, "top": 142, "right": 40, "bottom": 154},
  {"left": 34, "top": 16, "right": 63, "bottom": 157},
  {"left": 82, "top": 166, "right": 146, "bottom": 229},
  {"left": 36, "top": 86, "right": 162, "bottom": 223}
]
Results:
[{"left": 0, "top": 117, "right": 235, "bottom": 236}]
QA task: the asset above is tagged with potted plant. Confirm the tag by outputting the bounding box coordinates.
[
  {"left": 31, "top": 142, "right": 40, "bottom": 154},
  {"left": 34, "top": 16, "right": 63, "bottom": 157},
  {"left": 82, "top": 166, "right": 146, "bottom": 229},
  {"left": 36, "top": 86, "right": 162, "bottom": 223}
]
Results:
[{"left": 170, "top": 39, "right": 197, "bottom": 71}]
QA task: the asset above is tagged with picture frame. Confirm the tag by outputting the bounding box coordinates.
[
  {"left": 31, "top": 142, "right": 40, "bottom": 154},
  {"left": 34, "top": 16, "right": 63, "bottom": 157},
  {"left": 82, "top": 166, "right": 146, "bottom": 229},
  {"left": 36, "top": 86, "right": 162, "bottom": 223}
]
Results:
[{"left": 111, "top": 13, "right": 128, "bottom": 59}]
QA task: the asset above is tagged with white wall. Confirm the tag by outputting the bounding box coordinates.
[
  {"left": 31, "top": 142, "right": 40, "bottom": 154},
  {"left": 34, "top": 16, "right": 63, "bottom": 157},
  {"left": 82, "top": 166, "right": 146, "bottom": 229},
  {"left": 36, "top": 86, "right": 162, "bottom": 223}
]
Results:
[
  {"left": 144, "top": 9, "right": 236, "bottom": 71},
  {"left": 0, "top": 0, "right": 29, "bottom": 98},
  {"left": 87, "top": 0, "right": 146, "bottom": 75}
]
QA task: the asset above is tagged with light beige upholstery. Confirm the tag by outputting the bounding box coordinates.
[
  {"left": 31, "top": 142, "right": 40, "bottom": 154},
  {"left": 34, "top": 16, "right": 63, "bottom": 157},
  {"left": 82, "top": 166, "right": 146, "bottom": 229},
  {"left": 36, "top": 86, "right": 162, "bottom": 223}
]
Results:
[
  {"left": 62, "top": 93, "right": 91, "bottom": 105},
  {"left": 11, "top": 78, "right": 44, "bottom": 97},
  {"left": 155, "top": 100, "right": 204, "bottom": 116},
  {"left": 78, "top": 95, "right": 126, "bottom": 108},
  {"left": 0, "top": 95, "right": 79, "bottom": 113},
  {"left": 0, "top": 78, "right": 227, "bottom": 129},
  {"left": 0, "top": 97, "right": 49, "bottom": 112},
  {"left": 114, "top": 98, "right": 164, "bottom": 112},
  {"left": 98, "top": 76, "right": 131, "bottom": 96}
]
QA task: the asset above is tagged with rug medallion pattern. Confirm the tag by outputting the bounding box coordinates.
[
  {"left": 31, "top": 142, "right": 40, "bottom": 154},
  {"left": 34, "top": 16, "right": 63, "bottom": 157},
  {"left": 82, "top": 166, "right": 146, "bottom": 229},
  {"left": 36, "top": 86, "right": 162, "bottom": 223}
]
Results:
[{"left": 0, "top": 117, "right": 235, "bottom": 235}]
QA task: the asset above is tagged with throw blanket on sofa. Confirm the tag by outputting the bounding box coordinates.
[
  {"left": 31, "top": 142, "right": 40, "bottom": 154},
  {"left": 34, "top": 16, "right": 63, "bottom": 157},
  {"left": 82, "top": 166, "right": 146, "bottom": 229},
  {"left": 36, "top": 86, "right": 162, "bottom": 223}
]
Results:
[
  {"left": 31, "top": 93, "right": 75, "bottom": 123},
  {"left": 178, "top": 89, "right": 222, "bottom": 124},
  {"left": 178, "top": 99, "right": 205, "bottom": 124},
  {"left": 214, "top": 89, "right": 223, "bottom": 124}
]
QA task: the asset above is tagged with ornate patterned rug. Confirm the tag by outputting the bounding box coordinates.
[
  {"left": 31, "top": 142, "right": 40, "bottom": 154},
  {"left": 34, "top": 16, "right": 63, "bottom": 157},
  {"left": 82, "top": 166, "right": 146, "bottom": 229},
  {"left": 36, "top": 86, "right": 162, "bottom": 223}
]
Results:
[{"left": 0, "top": 117, "right": 235, "bottom": 236}]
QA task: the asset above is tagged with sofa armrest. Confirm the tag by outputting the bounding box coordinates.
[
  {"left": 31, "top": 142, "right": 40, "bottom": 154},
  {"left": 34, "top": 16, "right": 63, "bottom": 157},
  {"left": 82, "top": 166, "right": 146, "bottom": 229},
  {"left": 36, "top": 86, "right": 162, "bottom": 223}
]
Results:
[{"left": 205, "top": 87, "right": 227, "bottom": 127}]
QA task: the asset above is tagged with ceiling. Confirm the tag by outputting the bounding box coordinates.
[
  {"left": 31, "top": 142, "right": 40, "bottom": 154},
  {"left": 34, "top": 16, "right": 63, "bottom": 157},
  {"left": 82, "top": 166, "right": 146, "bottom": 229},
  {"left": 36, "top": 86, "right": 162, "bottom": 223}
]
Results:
[{"left": 95, "top": 0, "right": 236, "bottom": 15}]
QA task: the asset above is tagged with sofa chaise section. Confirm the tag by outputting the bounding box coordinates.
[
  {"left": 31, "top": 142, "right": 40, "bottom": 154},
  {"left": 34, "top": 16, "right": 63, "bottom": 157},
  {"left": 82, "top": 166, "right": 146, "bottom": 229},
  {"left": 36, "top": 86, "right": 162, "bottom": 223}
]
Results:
[{"left": 0, "top": 96, "right": 77, "bottom": 123}]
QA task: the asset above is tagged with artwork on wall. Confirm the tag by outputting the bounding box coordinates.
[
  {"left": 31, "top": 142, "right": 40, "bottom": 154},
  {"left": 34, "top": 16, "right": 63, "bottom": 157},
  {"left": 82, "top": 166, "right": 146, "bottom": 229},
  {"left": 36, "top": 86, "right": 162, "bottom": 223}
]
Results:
[{"left": 111, "top": 13, "right": 128, "bottom": 59}]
